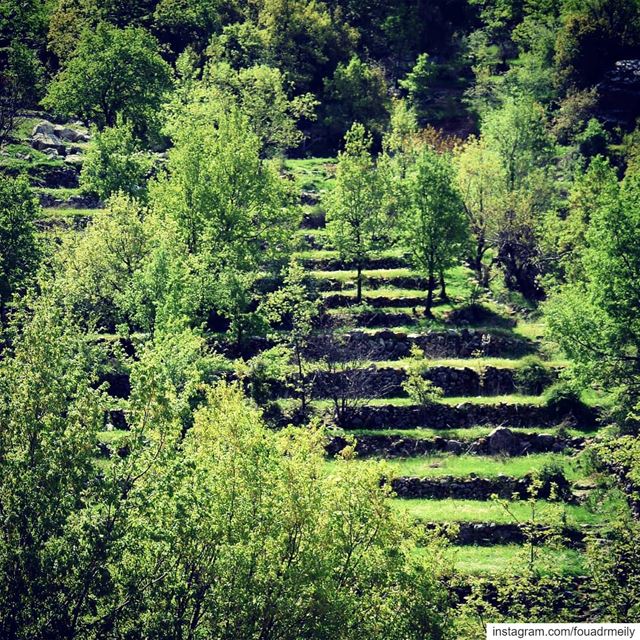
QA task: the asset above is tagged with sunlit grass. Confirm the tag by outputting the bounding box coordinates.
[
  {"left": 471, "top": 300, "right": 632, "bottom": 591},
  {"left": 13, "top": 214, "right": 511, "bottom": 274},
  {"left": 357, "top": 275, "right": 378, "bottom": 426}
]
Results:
[{"left": 332, "top": 452, "right": 583, "bottom": 481}]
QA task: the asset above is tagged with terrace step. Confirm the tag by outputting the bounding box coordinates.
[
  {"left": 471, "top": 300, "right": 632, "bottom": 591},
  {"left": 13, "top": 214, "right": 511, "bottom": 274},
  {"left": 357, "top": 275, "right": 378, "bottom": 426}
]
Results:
[
  {"left": 323, "top": 292, "right": 427, "bottom": 309},
  {"left": 299, "top": 255, "right": 410, "bottom": 271},
  {"left": 304, "top": 365, "right": 519, "bottom": 399},
  {"left": 311, "top": 273, "right": 428, "bottom": 292}
]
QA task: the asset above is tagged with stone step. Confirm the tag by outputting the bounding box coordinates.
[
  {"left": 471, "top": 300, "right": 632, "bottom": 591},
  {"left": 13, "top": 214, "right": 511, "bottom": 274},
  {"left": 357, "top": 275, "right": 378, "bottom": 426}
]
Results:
[
  {"left": 311, "top": 273, "right": 427, "bottom": 292},
  {"left": 299, "top": 254, "right": 410, "bottom": 271},
  {"left": 323, "top": 292, "right": 427, "bottom": 309},
  {"left": 294, "top": 365, "right": 521, "bottom": 399},
  {"left": 429, "top": 522, "right": 591, "bottom": 548}
]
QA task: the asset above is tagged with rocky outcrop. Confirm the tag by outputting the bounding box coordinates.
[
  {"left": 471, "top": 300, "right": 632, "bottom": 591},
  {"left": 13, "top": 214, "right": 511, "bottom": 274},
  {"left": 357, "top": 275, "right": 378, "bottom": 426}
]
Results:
[{"left": 597, "top": 60, "right": 640, "bottom": 128}]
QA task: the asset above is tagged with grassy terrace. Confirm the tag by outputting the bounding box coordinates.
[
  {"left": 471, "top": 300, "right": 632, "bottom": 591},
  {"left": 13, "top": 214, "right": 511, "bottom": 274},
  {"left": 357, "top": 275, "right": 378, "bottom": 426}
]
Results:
[
  {"left": 446, "top": 545, "right": 585, "bottom": 576},
  {"left": 332, "top": 453, "right": 584, "bottom": 481},
  {"left": 286, "top": 157, "right": 336, "bottom": 193},
  {"left": 393, "top": 497, "right": 622, "bottom": 527},
  {"left": 346, "top": 425, "right": 599, "bottom": 439}
]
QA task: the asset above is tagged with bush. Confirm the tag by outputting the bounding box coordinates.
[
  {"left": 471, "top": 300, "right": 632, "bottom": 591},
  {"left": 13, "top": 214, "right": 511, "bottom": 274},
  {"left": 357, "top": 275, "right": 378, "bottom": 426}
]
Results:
[
  {"left": 514, "top": 356, "right": 553, "bottom": 395},
  {"left": 544, "top": 381, "right": 588, "bottom": 419},
  {"left": 80, "top": 120, "right": 153, "bottom": 201},
  {"left": 402, "top": 345, "right": 444, "bottom": 406}
]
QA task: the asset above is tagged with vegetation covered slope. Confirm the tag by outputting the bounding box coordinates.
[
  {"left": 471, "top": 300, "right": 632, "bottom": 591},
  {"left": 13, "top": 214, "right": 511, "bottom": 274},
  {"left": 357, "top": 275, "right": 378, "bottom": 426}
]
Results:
[{"left": 1, "top": 0, "right": 640, "bottom": 638}]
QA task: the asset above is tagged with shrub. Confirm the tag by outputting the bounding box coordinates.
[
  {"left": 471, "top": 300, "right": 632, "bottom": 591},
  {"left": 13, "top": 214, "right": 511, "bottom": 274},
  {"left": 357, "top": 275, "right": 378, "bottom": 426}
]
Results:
[
  {"left": 402, "top": 345, "right": 444, "bottom": 406},
  {"left": 80, "top": 120, "right": 153, "bottom": 201},
  {"left": 514, "top": 356, "right": 553, "bottom": 394}
]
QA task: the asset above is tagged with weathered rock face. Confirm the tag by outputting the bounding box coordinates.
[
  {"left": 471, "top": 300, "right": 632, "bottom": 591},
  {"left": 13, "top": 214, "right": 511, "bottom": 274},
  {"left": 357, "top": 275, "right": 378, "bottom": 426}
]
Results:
[
  {"left": 597, "top": 60, "right": 640, "bottom": 128},
  {"left": 391, "top": 472, "right": 574, "bottom": 501},
  {"left": 32, "top": 120, "right": 90, "bottom": 144},
  {"left": 326, "top": 431, "right": 584, "bottom": 459}
]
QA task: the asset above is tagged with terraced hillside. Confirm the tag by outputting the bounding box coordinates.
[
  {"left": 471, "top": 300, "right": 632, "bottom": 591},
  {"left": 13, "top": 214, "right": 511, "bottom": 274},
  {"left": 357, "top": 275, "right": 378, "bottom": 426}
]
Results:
[
  {"left": 284, "top": 158, "right": 622, "bottom": 580},
  {"left": 10, "top": 131, "right": 624, "bottom": 584}
]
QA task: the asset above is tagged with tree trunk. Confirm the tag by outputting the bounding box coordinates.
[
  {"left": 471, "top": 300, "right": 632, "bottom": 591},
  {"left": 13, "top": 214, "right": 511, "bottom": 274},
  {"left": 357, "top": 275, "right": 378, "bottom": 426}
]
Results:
[
  {"left": 439, "top": 269, "right": 448, "bottom": 301},
  {"left": 425, "top": 272, "right": 435, "bottom": 318},
  {"left": 356, "top": 265, "right": 363, "bottom": 304}
]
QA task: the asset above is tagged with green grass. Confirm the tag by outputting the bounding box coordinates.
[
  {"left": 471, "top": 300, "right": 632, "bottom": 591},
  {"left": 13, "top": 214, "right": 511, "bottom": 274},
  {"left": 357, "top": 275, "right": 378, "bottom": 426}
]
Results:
[
  {"left": 296, "top": 247, "right": 407, "bottom": 262},
  {"left": 285, "top": 157, "right": 336, "bottom": 192},
  {"left": 446, "top": 544, "right": 585, "bottom": 576},
  {"left": 0, "top": 143, "right": 64, "bottom": 169},
  {"left": 393, "top": 498, "right": 607, "bottom": 526},
  {"left": 310, "top": 267, "right": 416, "bottom": 281},
  {"left": 337, "top": 453, "right": 583, "bottom": 481},
  {"left": 97, "top": 429, "right": 129, "bottom": 445},
  {"left": 347, "top": 424, "right": 599, "bottom": 439},
  {"left": 37, "top": 186, "right": 83, "bottom": 199},
  {"left": 322, "top": 287, "right": 427, "bottom": 300},
  {"left": 40, "top": 208, "right": 97, "bottom": 219}
]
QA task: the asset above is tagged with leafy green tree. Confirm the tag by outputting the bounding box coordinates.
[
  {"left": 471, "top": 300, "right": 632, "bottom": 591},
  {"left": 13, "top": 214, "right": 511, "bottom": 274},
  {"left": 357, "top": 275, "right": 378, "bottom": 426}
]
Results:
[
  {"left": 153, "top": 96, "right": 298, "bottom": 343},
  {"left": 43, "top": 22, "right": 172, "bottom": 139},
  {"left": 202, "top": 61, "right": 317, "bottom": 156},
  {"left": 401, "top": 148, "right": 468, "bottom": 317},
  {"left": 399, "top": 53, "right": 436, "bottom": 124},
  {"left": 481, "top": 96, "right": 553, "bottom": 192},
  {"left": 0, "top": 176, "right": 40, "bottom": 323},
  {"left": 46, "top": 0, "right": 100, "bottom": 63},
  {"left": 546, "top": 165, "right": 640, "bottom": 429},
  {"left": 256, "top": 0, "right": 356, "bottom": 93},
  {"left": 454, "top": 136, "right": 506, "bottom": 286},
  {"left": 555, "top": 0, "right": 640, "bottom": 90},
  {"left": 323, "top": 55, "right": 390, "bottom": 142},
  {"left": 326, "top": 123, "right": 384, "bottom": 303},
  {"left": 0, "top": 41, "right": 45, "bottom": 141},
  {"left": 100, "top": 382, "right": 452, "bottom": 638},
  {"left": 0, "top": 302, "right": 107, "bottom": 638},
  {"left": 80, "top": 119, "right": 153, "bottom": 201},
  {"left": 264, "top": 259, "right": 319, "bottom": 414},
  {"left": 54, "top": 194, "right": 149, "bottom": 331}
]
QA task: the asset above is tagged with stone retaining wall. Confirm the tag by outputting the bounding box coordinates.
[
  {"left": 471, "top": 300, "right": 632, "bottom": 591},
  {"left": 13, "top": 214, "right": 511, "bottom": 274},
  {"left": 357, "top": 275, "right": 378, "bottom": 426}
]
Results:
[
  {"left": 305, "top": 329, "right": 532, "bottom": 361},
  {"left": 309, "top": 365, "right": 517, "bottom": 398},
  {"left": 326, "top": 428, "right": 585, "bottom": 458},
  {"left": 334, "top": 402, "right": 595, "bottom": 429},
  {"left": 391, "top": 472, "right": 574, "bottom": 501}
]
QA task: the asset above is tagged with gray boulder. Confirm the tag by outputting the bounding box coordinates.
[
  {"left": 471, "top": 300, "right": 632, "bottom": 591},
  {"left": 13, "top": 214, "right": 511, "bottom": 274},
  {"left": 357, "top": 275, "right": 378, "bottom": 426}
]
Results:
[
  {"left": 54, "top": 125, "right": 81, "bottom": 142},
  {"left": 487, "top": 427, "right": 519, "bottom": 455},
  {"left": 64, "top": 154, "right": 84, "bottom": 166},
  {"left": 31, "top": 132, "right": 65, "bottom": 154},
  {"left": 32, "top": 120, "right": 56, "bottom": 137}
]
